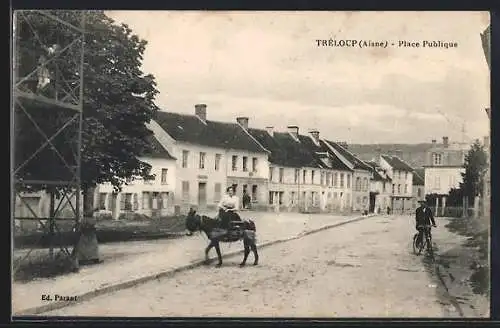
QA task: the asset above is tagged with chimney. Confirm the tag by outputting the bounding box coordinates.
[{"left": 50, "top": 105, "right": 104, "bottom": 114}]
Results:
[
  {"left": 236, "top": 117, "right": 249, "bottom": 130},
  {"left": 443, "top": 136, "right": 449, "bottom": 148},
  {"left": 431, "top": 139, "right": 436, "bottom": 146},
  {"left": 287, "top": 125, "right": 299, "bottom": 139},
  {"left": 194, "top": 104, "right": 207, "bottom": 122},
  {"left": 265, "top": 126, "right": 274, "bottom": 137},
  {"left": 309, "top": 129, "right": 320, "bottom": 143}
]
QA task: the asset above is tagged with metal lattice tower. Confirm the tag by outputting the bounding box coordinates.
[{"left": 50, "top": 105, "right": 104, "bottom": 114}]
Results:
[{"left": 12, "top": 10, "right": 86, "bottom": 273}]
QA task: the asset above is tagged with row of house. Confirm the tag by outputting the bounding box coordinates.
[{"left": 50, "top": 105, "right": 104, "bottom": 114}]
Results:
[
  {"left": 15, "top": 103, "right": 425, "bottom": 221},
  {"left": 91, "top": 104, "right": 425, "bottom": 219}
]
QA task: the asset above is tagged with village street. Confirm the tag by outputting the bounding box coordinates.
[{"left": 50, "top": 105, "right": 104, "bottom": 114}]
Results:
[{"left": 46, "top": 214, "right": 468, "bottom": 318}]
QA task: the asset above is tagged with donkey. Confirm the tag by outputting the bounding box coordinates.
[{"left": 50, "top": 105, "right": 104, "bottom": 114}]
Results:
[{"left": 185, "top": 208, "right": 259, "bottom": 267}]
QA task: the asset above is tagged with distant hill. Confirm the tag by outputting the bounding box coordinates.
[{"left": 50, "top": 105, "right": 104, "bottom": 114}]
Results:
[{"left": 346, "top": 143, "right": 436, "bottom": 169}]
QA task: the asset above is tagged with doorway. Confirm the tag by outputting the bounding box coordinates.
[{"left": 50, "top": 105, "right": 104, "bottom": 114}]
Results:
[{"left": 198, "top": 182, "right": 207, "bottom": 208}]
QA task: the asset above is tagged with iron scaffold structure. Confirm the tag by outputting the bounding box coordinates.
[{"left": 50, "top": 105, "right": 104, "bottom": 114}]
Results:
[{"left": 12, "top": 10, "right": 86, "bottom": 273}]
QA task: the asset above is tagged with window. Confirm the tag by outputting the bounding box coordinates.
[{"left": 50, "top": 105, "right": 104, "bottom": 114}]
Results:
[
  {"left": 279, "top": 192, "right": 284, "bottom": 205},
  {"left": 334, "top": 192, "right": 338, "bottom": 199},
  {"left": 320, "top": 172, "right": 325, "bottom": 186},
  {"left": 432, "top": 153, "right": 442, "bottom": 166},
  {"left": 252, "top": 157, "right": 258, "bottom": 172},
  {"left": 269, "top": 191, "right": 274, "bottom": 205},
  {"left": 363, "top": 196, "right": 368, "bottom": 204},
  {"left": 435, "top": 176, "right": 441, "bottom": 188},
  {"left": 215, "top": 153, "right": 221, "bottom": 171},
  {"left": 252, "top": 185, "right": 258, "bottom": 202},
  {"left": 214, "top": 183, "right": 222, "bottom": 202},
  {"left": 242, "top": 156, "right": 248, "bottom": 172},
  {"left": 161, "top": 169, "right": 168, "bottom": 184},
  {"left": 303, "top": 170, "right": 307, "bottom": 184},
  {"left": 417, "top": 188, "right": 422, "bottom": 197},
  {"left": 199, "top": 152, "right": 206, "bottom": 169},
  {"left": 405, "top": 172, "right": 408, "bottom": 179},
  {"left": 120, "top": 193, "right": 133, "bottom": 211},
  {"left": 326, "top": 173, "right": 331, "bottom": 186},
  {"left": 346, "top": 174, "right": 351, "bottom": 188},
  {"left": 398, "top": 171, "right": 401, "bottom": 179},
  {"left": 363, "top": 178, "right": 368, "bottom": 191},
  {"left": 294, "top": 169, "right": 300, "bottom": 183},
  {"left": 161, "top": 192, "right": 169, "bottom": 209},
  {"left": 357, "top": 196, "right": 361, "bottom": 204},
  {"left": 355, "top": 177, "right": 361, "bottom": 191},
  {"left": 232, "top": 155, "right": 238, "bottom": 171},
  {"left": 279, "top": 168, "right": 284, "bottom": 183},
  {"left": 151, "top": 192, "right": 160, "bottom": 210},
  {"left": 269, "top": 167, "right": 274, "bottom": 182},
  {"left": 182, "top": 150, "right": 189, "bottom": 168},
  {"left": 334, "top": 173, "right": 338, "bottom": 187},
  {"left": 404, "top": 184, "right": 408, "bottom": 194},
  {"left": 340, "top": 173, "right": 345, "bottom": 188},
  {"left": 291, "top": 191, "right": 296, "bottom": 205},
  {"left": 383, "top": 182, "right": 386, "bottom": 193},
  {"left": 98, "top": 193, "right": 107, "bottom": 210},
  {"left": 397, "top": 184, "right": 401, "bottom": 194},
  {"left": 311, "top": 170, "right": 315, "bottom": 184},
  {"left": 392, "top": 184, "right": 395, "bottom": 194},
  {"left": 142, "top": 192, "right": 150, "bottom": 210},
  {"left": 182, "top": 181, "right": 189, "bottom": 201}
]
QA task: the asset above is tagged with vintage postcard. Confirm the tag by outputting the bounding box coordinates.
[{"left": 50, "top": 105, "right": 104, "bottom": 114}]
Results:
[{"left": 12, "top": 10, "right": 490, "bottom": 318}]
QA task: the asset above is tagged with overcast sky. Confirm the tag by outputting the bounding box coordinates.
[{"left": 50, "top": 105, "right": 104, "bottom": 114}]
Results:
[{"left": 107, "top": 11, "right": 490, "bottom": 144}]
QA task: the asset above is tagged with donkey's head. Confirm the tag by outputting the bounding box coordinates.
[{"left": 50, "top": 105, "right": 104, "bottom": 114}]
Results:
[{"left": 185, "top": 208, "right": 202, "bottom": 236}]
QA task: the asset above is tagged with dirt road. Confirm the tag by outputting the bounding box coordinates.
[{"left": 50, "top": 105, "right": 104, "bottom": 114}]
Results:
[{"left": 47, "top": 215, "right": 461, "bottom": 318}]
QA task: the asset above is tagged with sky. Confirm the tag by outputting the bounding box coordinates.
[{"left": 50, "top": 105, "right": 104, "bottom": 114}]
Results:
[{"left": 107, "top": 11, "right": 490, "bottom": 144}]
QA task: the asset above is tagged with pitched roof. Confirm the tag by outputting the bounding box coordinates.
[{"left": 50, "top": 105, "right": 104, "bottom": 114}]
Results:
[
  {"left": 324, "top": 140, "right": 372, "bottom": 171},
  {"left": 381, "top": 155, "right": 414, "bottom": 172},
  {"left": 247, "top": 129, "right": 322, "bottom": 168},
  {"left": 364, "top": 161, "right": 391, "bottom": 182},
  {"left": 298, "top": 136, "right": 352, "bottom": 171},
  {"left": 154, "top": 111, "right": 267, "bottom": 153},
  {"left": 413, "top": 168, "right": 425, "bottom": 185},
  {"left": 140, "top": 134, "right": 176, "bottom": 160}
]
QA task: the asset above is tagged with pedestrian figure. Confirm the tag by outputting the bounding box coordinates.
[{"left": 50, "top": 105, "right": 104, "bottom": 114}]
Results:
[{"left": 242, "top": 189, "right": 251, "bottom": 209}]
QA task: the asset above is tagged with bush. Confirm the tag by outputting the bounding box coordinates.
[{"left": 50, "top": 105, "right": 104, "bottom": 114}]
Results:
[{"left": 14, "top": 251, "right": 78, "bottom": 282}]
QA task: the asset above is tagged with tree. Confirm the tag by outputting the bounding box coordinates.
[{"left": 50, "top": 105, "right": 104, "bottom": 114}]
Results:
[
  {"left": 460, "top": 140, "right": 488, "bottom": 204},
  {"left": 15, "top": 10, "right": 159, "bottom": 213}
]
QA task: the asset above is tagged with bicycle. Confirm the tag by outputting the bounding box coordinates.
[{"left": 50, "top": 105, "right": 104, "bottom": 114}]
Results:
[{"left": 412, "top": 225, "right": 434, "bottom": 258}]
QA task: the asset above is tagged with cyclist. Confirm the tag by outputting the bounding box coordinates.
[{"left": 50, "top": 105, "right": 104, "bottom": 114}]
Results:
[{"left": 415, "top": 200, "right": 437, "bottom": 248}]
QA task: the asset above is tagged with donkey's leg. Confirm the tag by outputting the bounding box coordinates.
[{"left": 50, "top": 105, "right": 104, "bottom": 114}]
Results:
[
  {"left": 214, "top": 241, "right": 223, "bottom": 267},
  {"left": 240, "top": 238, "right": 251, "bottom": 267},
  {"left": 204, "top": 240, "right": 215, "bottom": 264},
  {"left": 250, "top": 239, "right": 259, "bottom": 265}
]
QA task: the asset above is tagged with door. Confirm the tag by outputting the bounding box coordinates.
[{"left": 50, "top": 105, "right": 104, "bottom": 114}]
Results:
[
  {"left": 369, "top": 192, "right": 377, "bottom": 213},
  {"left": 198, "top": 182, "right": 207, "bottom": 208}
]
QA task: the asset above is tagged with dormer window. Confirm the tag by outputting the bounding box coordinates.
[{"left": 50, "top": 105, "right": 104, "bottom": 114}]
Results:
[{"left": 432, "top": 153, "right": 442, "bottom": 166}]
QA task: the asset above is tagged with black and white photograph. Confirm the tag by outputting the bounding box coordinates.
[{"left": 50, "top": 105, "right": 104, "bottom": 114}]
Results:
[{"left": 12, "top": 10, "right": 491, "bottom": 318}]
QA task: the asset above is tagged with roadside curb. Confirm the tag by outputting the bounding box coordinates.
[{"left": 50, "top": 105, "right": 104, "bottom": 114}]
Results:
[{"left": 16, "top": 214, "right": 377, "bottom": 316}]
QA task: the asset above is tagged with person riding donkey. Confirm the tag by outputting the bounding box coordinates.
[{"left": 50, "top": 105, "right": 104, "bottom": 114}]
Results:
[{"left": 217, "top": 186, "right": 244, "bottom": 231}]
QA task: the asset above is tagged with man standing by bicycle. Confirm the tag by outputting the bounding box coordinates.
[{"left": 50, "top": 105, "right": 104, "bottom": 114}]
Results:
[{"left": 415, "top": 200, "right": 437, "bottom": 247}]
